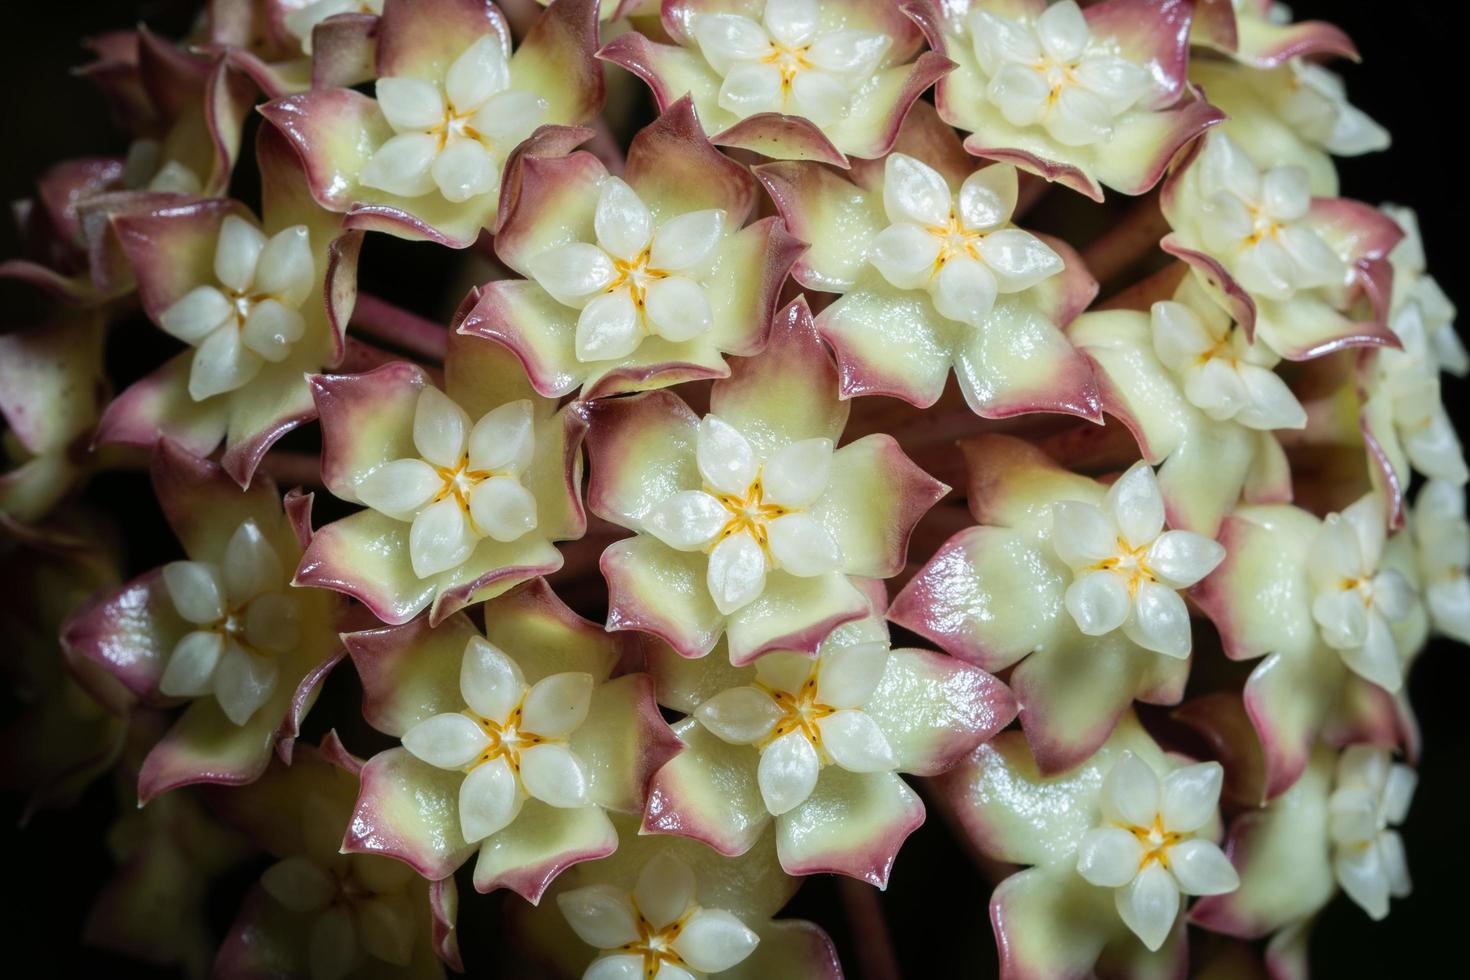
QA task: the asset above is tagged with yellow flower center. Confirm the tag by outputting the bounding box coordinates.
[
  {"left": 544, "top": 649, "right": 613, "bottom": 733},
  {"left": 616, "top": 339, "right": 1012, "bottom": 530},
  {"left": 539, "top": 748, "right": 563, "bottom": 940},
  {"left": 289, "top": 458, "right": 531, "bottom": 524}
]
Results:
[
  {"left": 608, "top": 246, "right": 671, "bottom": 315},
  {"left": 710, "top": 474, "right": 792, "bottom": 556},
  {"left": 1092, "top": 537, "right": 1158, "bottom": 598},
  {"left": 763, "top": 43, "right": 815, "bottom": 102},
  {"left": 462, "top": 703, "right": 547, "bottom": 774},
  {"left": 615, "top": 902, "right": 696, "bottom": 979},
  {"left": 757, "top": 672, "right": 836, "bottom": 761},
  {"left": 1129, "top": 816, "right": 1185, "bottom": 870}
]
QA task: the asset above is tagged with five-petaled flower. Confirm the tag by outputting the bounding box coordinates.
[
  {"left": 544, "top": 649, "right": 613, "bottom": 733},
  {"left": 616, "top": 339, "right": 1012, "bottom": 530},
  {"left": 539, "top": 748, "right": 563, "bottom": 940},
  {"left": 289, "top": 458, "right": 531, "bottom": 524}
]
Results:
[{"left": 1327, "top": 744, "right": 1416, "bottom": 921}]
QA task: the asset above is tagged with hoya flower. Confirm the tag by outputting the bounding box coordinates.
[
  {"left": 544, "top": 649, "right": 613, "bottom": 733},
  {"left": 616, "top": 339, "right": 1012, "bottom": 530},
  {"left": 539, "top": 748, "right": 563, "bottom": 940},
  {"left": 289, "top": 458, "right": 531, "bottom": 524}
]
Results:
[
  {"left": 464, "top": 98, "right": 802, "bottom": 399},
  {"left": 559, "top": 852, "right": 760, "bottom": 978},
  {"left": 1327, "top": 744, "right": 1415, "bottom": 921},
  {"left": 758, "top": 107, "right": 1101, "bottom": 419},
  {"left": 300, "top": 332, "right": 584, "bottom": 625},
  {"left": 1051, "top": 461, "right": 1225, "bottom": 657},
  {"left": 1190, "top": 0, "right": 1359, "bottom": 70},
  {"left": 1308, "top": 494, "right": 1417, "bottom": 693},
  {"left": 0, "top": 315, "right": 107, "bottom": 527},
  {"left": 517, "top": 822, "right": 841, "bottom": 979},
  {"left": 97, "top": 127, "right": 363, "bottom": 487},
  {"left": 262, "top": 0, "right": 604, "bottom": 247},
  {"left": 939, "top": 711, "right": 1234, "bottom": 974},
  {"left": 1192, "top": 501, "right": 1426, "bottom": 798},
  {"left": 642, "top": 587, "right": 1015, "bottom": 883},
  {"left": 208, "top": 734, "right": 461, "bottom": 978},
  {"left": 907, "top": 0, "right": 1224, "bottom": 200},
  {"left": 1411, "top": 481, "right": 1470, "bottom": 644},
  {"left": 1067, "top": 277, "right": 1300, "bottom": 536},
  {"left": 584, "top": 299, "right": 946, "bottom": 664},
  {"left": 205, "top": 0, "right": 381, "bottom": 97},
  {"left": 890, "top": 436, "right": 1206, "bottom": 772},
  {"left": 1160, "top": 132, "right": 1403, "bottom": 358},
  {"left": 61, "top": 442, "right": 346, "bottom": 802},
  {"left": 341, "top": 581, "right": 680, "bottom": 900},
  {"left": 1381, "top": 205, "right": 1464, "bottom": 377},
  {"left": 284, "top": 0, "right": 384, "bottom": 55},
  {"left": 600, "top": 0, "right": 951, "bottom": 166}
]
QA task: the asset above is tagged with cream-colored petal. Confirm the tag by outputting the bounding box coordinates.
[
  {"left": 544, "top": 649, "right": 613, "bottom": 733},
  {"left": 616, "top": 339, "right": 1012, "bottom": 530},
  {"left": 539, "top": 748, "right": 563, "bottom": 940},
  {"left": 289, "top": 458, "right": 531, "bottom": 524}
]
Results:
[
  {"left": 761, "top": 437, "right": 834, "bottom": 509},
  {"left": 643, "top": 490, "right": 729, "bottom": 552},
  {"left": 358, "top": 458, "right": 441, "bottom": 520},
  {"left": 576, "top": 289, "right": 642, "bottom": 362},
  {"left": 595, "top": 177, "right": 654, "bottom": 262},
  {"left": 159, "top": 630, "right": 225, "bottom": 698},
  {"left": 467, "top": 399, "right": 535, "bottom": 475},
  {"left": 1065, "top": 570, "right": 1130, "bottom": 636},
  {"left": 694, "top": 686, "right": 783, "bottom": 744},
  {"left": 408, "top": 497, "right": 476, "bottom": 577},
  {"left": 957, "top": 164, "right": 1018, "bottom": 232},
  {"left": 460, "top": 636, "right": 525, "bottom": 723},
  {"left": 766, "top": 512, "right": 842, "bottom": 577},
  {"left": 882, "top": 153, "right": 952, "bottom": 228},
  {"left": 634, "top": 853, "right": 697, "bottom": 931},
  {"left": 816, "top": 709, "right": 896, "bottom": 772},
  {"left": 375, "top": 77, "right": 446, "bottom": 132},
  {"left": 707, "top": 531, "right": 767, "bottom": 614},
  {"left": 671, "top": 908, "right": 761, "bottom": 974},
  {"left": 644, "top": 276, "right": 713, "bottom": 343},
  {"left": 518, "top": 743, "right": 590, "bottom": 808},
  {"left": 1124, "top": 579, "right": 1193, "bottom": 659},
  {"left": 529, "top": 243, "right": 617, "bottom": 307},
  {"left": 240, "top": 299, "right": 306, "bottom": 362},
  {"left": 215, "top": 215, "right": 267, "bottom": 294},
  {"left": 649, "top": 210, "right": 726, "bottom": 273},
  {"left": 215, "top": 640, "right": 279, "bottom": 726},
  {"left": 444, "top": 34, "right": 509, "bottom": 112},
  {"left": 459, "top": 754, "right": 521, "bottom": 842},
  {"left": 557, "top": 884, "right": 640, "bottom": 949},
  {"left": 976, "top": 228, "right": 1064, "bottom": 293},
  {"left": 359, "top": 132, "right": 441, "bottom": 198},
  {"left": 930, "top": 255, "right": 999, "bottom": 327},
  {"left": 1115, "top": 863, "right": 1180, "bottom": 952},
  {"left": 697, "top": 415, "right": 758, "bottom": 496},
  {"left": 757, "top": 729, "right": 820, "bottom": 815},
  {"left": 467, "top": 476, "right": 538, "bottom": 543},
  {"left": 1076, "top": 826, "right": 1146, "bottom": 888},
  {"left": 163, "top": 560, "right": 226, "bottom": 625},
  {"left": 869, "top": 223, "right": 942, "bottom": 291},
  {"left": 189, "top": 325, "right": 263, "bottom": 400},
  {"left": 1105, "top": 462, "right": 1166, "bottom": 550},
  {"left": 402, "top": 712, "right": 492, "bottom": 770},
  {"left": 431, "top": 138, "right": 499, "bottom": 203},
  {"left": 520, "top": 671, "right": 594, "bottom": 738},
  {"left": 413, "top": 386, "right": 470, "bottom": 468},
  {"left": 159, "top": 286, "right": 232, "bottom": 344}
]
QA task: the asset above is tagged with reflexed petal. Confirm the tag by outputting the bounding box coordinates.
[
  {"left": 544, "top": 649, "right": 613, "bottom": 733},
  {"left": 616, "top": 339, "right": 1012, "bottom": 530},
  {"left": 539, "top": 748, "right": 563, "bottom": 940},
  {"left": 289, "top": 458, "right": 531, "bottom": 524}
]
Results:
[
  {"left": 223, "top": 520, "right": 283, "bottom": 604},
  {"left": 459, "top": 755, "right": 521, "bottom": 842},
  {"left": 1160, "top": 762, "right": 1223, "bottom": 833},
  {"left": 816, "top": 641, "right": 889, "bottom": 709},
  {"left": 707, "top": 532, "right": 768, "bottom": 614},
  {"left": 931, "top": 256, "right": 999, "bottom": 327},
  {"left": 518, "top": 743, "right": 590, "bottom": 807},
  {"left": 869, "top": 223, "right": 942, "bottom": 291},
  {"left": 1115, "top": 863, "right": 1181, "bottom": 952},
  {"left": 1076, "top": 826, "right": 1145, "bottom": 888},
  {"left": 467, "top": 476, "right": 538, "bottom": 542},
  {"left": 977, "top": 229, "right": 1064, "bottom": 293},
  {"left": 431, "top": 138, "right": 499, "bottom": 203},
  {"left": 635, "top": 853, "right": 696, "bottom": 931},
  {"left": 1278, "top": 225, "right": 1345, "bottom": 289},
  {"left": 697, "top": 415, "right": 758, "bottom": 496},
  {"left": 1051, "top": 501, "right": 1117, "bottom": 569},
  {"left": 360, "top": 132, "right": 441, "bottom": 198},
  {"left": 571, "top": 291, "right": 641, "bottom": 365},
  {"left": 1064, "top": 570, "right": 1130, "bottom": 636},
  {"left": 1168, "top": 838, "right": 1239, "bottom": 896},
  {"left": 692, "top": 14, "right": 771, "bottom": 75},
  {"left": 413, "top": 386, "right": 470, "bottom": 468},
  {"left": 1335, "top": 840, "right": 1389, "bottom": 919},
  {"left": 529, "top": 244, "right": 618, "bottom": 307},
  {"left": 240, "top": 300, "right": 306, "bottom": 362},
  {"left": 595, "top": 178, "right": 654, "bottom": 262},
  {"left": 1036, "top": 0, "right": 1089, "bottom": 64},
  {"left": 790, "top": 70, "right": 850, "bottom": 128},
  {"left": 215, "top": 216, "right": 267, "bottom": 294},
  {"left": 1146, "top": 531, "right": 1225, "bottom": 589},
  {"left": 261, "top": 857, "right": 336, "bottom": 912},
  {"left": 468, "top": 89, "right": 548, "bottom": 145},
  {"left": 718, "top": 62, "right": 784, "bottom": 118},
  {"left": 460, "top": 636, "right": 525, "bottom": 722},
  {"left": 159, "top": 286, "right": 231, "bottom": 343},
  {"left": 988, "top": 63, "right": 1050, "bottom": 127},
  {"left": 242, "top": 593, "right": 300, "bottom": 653},
  {"left": 159, "top": 630, "right": 225, "bottom": 698},
  {"left": 694, "top": 686, "right": 783, "bottom": 744},
  {"left": 1124, "top": 579, "right": 1193, "bottom": 658},
  {"left": 958, "top": 165, "right": 1018, "bottom": 232},
  {"left": 402, "top": 712, "right": 492, "bottom": 769},
  {"left": 672, "top": 908, "right": 761, "bottom": 973},
  {"left": 757, "top": 729, "right": 820, "bottom": 815},
  {"left": 375, "top": 77, "right": 446, "bottom": 131},
  {"left": 764, "top": 0, "right": 818, "bottom": 48},
  {"left": 358, "top": 458, "right": 441, "bottom": 520},
  {"left": 644, "top": 491, "right": 729, "bottom": 551},
  {"left": 1339, "top": 612, "right": 1403, "bottom": 692},
  {"left": 650, "top": 210, "right": 726, "bottom": 272},
  {"left": 557, "top": 884, "right": 640, "bottom": 949},
  {"left": 409, "top": 497, "right": 476, "bottom": 577},
  {"left": 1383, "top": 765, "right": 1417, "bottom": 825},
  {"left": 766, "top": 512, "right": 842, "bottom": 576},
  {"left": 445, "top": 35, "right": 509, "bottom": 112},
  {"left": 215, "top": 641, "right": 279, "bottom": 726},
  {"left": 467, "top": 399, "right": 535, "bottom": 475},
  {"left": 762, "top": 438, "right": 833, "bottom": 509},
  {"left": 163, "top": 561, "right": 225, "bottom": 624},
  {"left": 520, "top": 672, "right": 594, "bottom": 738},
  {"left": 807, "top": 30, "right": 890, "bottom": 75},
  {"left": 645, "top": 276, "right": 713, "bottom": 343},
  {"left": 1105, "top": 462, "right": 1166, "bottom": 549},
  {"left": 190, "top": 325, "right": 263, "bottom": 400},
  {"left": 883, "top": 153, "right": 952, "bottom": 227},
  {"left": 1101, "top": 751, "right": 1161, "bottom": 828},
  {"left": 817, "top": 709, "right": 896, "bottom": 772}
]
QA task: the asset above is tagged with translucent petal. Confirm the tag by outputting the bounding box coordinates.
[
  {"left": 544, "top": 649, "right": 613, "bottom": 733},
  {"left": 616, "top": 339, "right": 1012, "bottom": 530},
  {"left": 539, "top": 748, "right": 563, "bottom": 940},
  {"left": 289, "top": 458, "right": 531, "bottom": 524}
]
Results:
[
  {"left": 882, "top": 153, "right": 952, "bottom": 227},
  {"left": 931, "top": 256, "right": 999, "bottom": 327},
  {"left": 408, "top": 497, "right": 476, "bottom": 577},
  {"left": 307, "top": 906, "right": 357, "bottom": 980},
  {"left": 241, "top": 299, "right": 306, "bottom": 362},
  {"left": 1076, "top": 826, "right": 1145, "bottom": 888},
  {"left": 358, "top": 458, "right": 441, "bottom": 520},
  {"left": 1234, "top": 237, "right": 1297, "bottom": 301},
  {"left": 649, "top": 209, "right": 726, "bottom": 273},
  {"left": 467, "top": 89, "right": 548, "bottom": 146},
  {"left": 261, "top": 856, "right": 336, "bottom": 912},
  {"left": 1101, "top": 751, "right": 1161, "bottom": 828},
  {"left": 1074, "top": 56, "right": 1149, "bottom": 114},
  {"left": 355, "top": 895, "right": 415, "bottom": 966},
  {"left": 957, "top": 164, "right": 1018, "bottom": 232},
  {"left": 528, "top": 243, "right": 617, "bottom": 307},
  {"left": 460, "top": 636, "right": 525, "bottom": 722},
  {"left": 595, "top": 178, "right": 654, "bottom": 262},
  {"left": 1146, "top": 530, "right": 1225, "bottom": 589},
  {"left": 868, "top": 223, "right": 941, "bottom": 291},
  {"left": 1050, "top": 501, "right": 1118, "bottom": 569},
  {"left": 1114, "top": 863, "right": 1180, "bottom": 952},
  {"left": 717, "top": 62, "right": 784, "bottom": 118},
  {"left": 766, "top": 512, "right": 842, "bottom": 577},
  {"left": 444, "top": 34, "right": 509, "bottom": 112},
  {"left": 1167, "top": 838, "right": 1239, "bottom": 896},
  {"left": 402, "top": 712, "right": 491, "bottom": 769},
  {"left": 1150, "top": 301, "right": 1216, "bottom": 372},
  {"left": 159, "top": 630, "right": 225, "bottom": 698},
  {"left": 375, "top": 77, "right": 446, "bottom": 132},
  {"left": 1064, "top": 570, "right": 1130, "bottom": 636},
  {"left": 790, "top": 70, "right": 851, "bottom": 128},
  {"left": 520, "top": 672, "right": 594, "bottom": 738},
  {"left": 518, "top": 743, "right": 590, "bottom": 808},
  {"left": 977, "top": 228, "right": 1064, "bottom": 293},
  {"left": 757, "top": 729, "right": 820, "bottom": 815},
  {"left": 467, "top": 476, "right": 538, "bottom": 542},
  {"left": 764, "top": 0, "right": 818, "bottom": 48},
  {"left": 189, "top": 325, "right": 264, "bottom": 400},
  {"left": 576, "top": 289, "right": 642, "bottom": 362},
  {"left": 159, "top": 286, "right": 232, "bottom": 343},
  {"left": 557, "top": 884, "right": 640, "bottom": 949},
  {"left": 806, "top": 30, "right": 890, "bottom": 76},
  {"left": 707, "top": 531, "right": 768, "bottom": 614},
  {"left": 754, "top": 651, "right": 815, "bottom": 695},
  {"left": 988, "top": 63, "right": 1050, "bottom": 128},
  {"left": 1036, "top": 0, "right": 1089, "bottom": 63},
  {"left": 413, "top": 386, "right": 470, "bottom": 468},
  {"left": 697, "top": 415, "right": 758, "bottom": 496},
  {"left": 467, "top": 399, "right": 535, "bottom": 475},
  {"left": 694, "top": 686, "right": 783, "bottom": 744},
  {"left": 1160, "top": 762, "right": 1224, "bottom": 833},
  {"left": 1335, "top": 841, "right": 1389, "bottom": 920},
  {"left": 163, "top": 561, "right": 225, "bottom": 625},
  {"left": 1312, "top": 588, "right": 1368, "bottom": 649},
  {"left": 215, "top": 641, "right": 280, "bottom": 726},
  {"left": 643, "top": 491, "right": 729, "bottom": 551},
  {"left": 817, "top": 709, "right": 896, "bottom": 772},
  {"left": 584, "top": 954, "right": 644, "bottom": 980},
  {"left": 635, "top": 852, "right": 696, "bottom": 931},
  {"left": 1234, "top": 364, "right": 1307, "bottom": 429},
  {"left": 1339, "top": 611, "right": 1403, "bottom": 692},
  {"left": 431, "top": 138, "right": 498, "bottom": 203},
  {"left": 1260, "top": 167, "right": 1310, "bottom": 223},
  {"left": 243, "top": 593, "right": 300, "bottom": 654},
  {"left": 1124, "top": 579, "right": 1193, "bottom": 659},
  {"left": 816, "top": 641, "right": 890, "bottom": 709},
  {"left": 222, "top": 520, "right": 283, "bottom": 605},
  {"left": 692, "top": 14, "right": 771, "bottom": 75},
  {"left": 458, "top": 754, "right": 521, "bottom": 842},
  {"left": 762, "top": 437, "right": 833, "bottom": 509},
  {"left": 215, "top": 215, "right": 267, "bottom": 294},
  {"left": 359, "top": 132, "right": 441, "bottom": 198},
  {"left": 969, "top": 10, "right": 1041, "bottom": 74},
  {"left": 1278, "top": 225, "right": 1345, "bottom": 290},
  {"left": 645, "top": 276, "right": 713, "bottom": 343},
  {"left": 1105, "top": 462, "right": 1166, "bottom": 549},
  {"left": 672, "top": 908, "right": 761, "bottom": 974}
]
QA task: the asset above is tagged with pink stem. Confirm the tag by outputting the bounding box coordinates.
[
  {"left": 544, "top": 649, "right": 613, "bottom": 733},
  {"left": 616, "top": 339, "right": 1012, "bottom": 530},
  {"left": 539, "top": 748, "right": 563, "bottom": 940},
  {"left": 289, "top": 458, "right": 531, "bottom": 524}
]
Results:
[
  {"left": 1081, "top": 194, "right": 1170, "bottom": 283},
  {"left": 837, "top": 877, "right": 901, "bottom": 980},
  {"left": 350, "top": 294, "right": 449, "bottom": 362}
]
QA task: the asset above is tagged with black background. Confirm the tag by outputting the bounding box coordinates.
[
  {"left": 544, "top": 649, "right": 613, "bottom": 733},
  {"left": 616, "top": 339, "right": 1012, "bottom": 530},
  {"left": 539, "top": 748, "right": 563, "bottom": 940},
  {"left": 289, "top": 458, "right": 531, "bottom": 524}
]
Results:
[{"left": 3, "top": 1, "right": 1466, "bottom": 976}]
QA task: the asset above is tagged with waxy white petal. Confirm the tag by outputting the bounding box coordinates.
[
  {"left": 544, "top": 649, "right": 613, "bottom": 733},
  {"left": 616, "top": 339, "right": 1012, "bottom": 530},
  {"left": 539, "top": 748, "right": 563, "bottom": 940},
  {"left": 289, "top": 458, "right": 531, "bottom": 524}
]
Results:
[
  {"left": 644, "top": 491, "right": 729, "bottom": 551},
  {"left": 1115, "top": 863, "right": 1180, "bottom": 952},
  {"left": 697, "top": 415, "right": 758, "bottom": 496},
  {"left": 215, "top": 641, "right": 279, "bottom": 726},
  {"left": 458, "top": 754, "right": 521, "bottom": 842},
  {"left": 223, "top": 520, "right": 284, "bottom": 604},
  {"left": 672, "top": 908, "right": 761, "bottom": 974},
  {"left": 241, "top": 299, "right": 306, "bottom": 362},
  {"left": 764, "top": 0, "right": 818, "bottom": 48},
  {"left": 635, "top": 853, "right": 696, "bottom": 931},
  {"left": 1125, "top": 579, "right": 1193, "bottom": 659},
  {"left": 1146, "top": 531, "right": 1225, "bottom": 589},
  {"left": 408, "top": 497, "right": 476, "bottom": 577},
  {"left": 1101, "top": 752, "right": 1161, "bottom": 828},
  {"left": 1076, "top": 826, "right": 1145, "bottom": 888},
  {"left": 460, "top": 636, "right": 525, "bottom": 723},
  {"left": 160, "top": 286, "right": 231, "bottom": 343},
  {"left": 790, "top": 70, "right": 850, "bottom": 127},
  {"left": 645, "top": 276, "right": 713, "bottom": 343},
  {"left": 695, "top": 686, "right": 783, "bottom": 744},
  {"left": 707, "top": 531, "right": 768, "bottom": 614},
  {"left": 467, "top": 399, "right": 535, "bottom": 475},
  {"left": 869, "top": 223, "right": 942, "bottom": 291},
  {"left": 1065, "top": 570, "right": 1130, "bottom": 636},
  {"left": 815, "top": 641, "right": 889, "bottom": 709},
  {"left": 1105, "top": 462, "right": 1166, "bottom": 550},
  {"left": 718, "top": 62, "right": 784, "bottom": 118},
  {"left": 762, "top": 438, "right": 833, "bottom": 509},
  {"left": 1036, "top": 0, "right": 1089, "bottom": 64},
  {"left": 159, "top": 630, "right": 225, "bottom": 698},
  {"left": 413, "top": 386, "right": 470, "bottom": 468},
  {"left": 1051, "top": 501, "right": 1118, "bottom": 569},
  {"left": 692, "top": 14, "right": 770, "bottom": 75},
  {"left": 757, "top": 729, "right": 820, "bottom": 815},
  {"left": 1160, "top": 762, "right": 1224, "bottom": 834},
  {"left": 931, "top": 256, "right": 999, "bottom": 327},
  {"left": 358, "top": 458, "right": 441, "bottom": 520},
  {"left": 595, "top": 178, "right": 654, "bottom": 262},
  {"left": 766, "top": 512, "right": 842, "bottom": 577},
  {"left": 163, "top": 561, "right": 226, "bottom": 625},
  {"left": 576, "top": 289, "right": 642, "bottom": 362},
  {"left": 215, "top": 216, "right": 267, "bottom": 294},
  {"left": 468, "top": 476, "right": 538, "bottom": 542},
  {"left": 558, "top": 884, "right": 640, "bottom": 949},
  {"left": 520, "top": 672, "right": 594, "bottom": 738},
  {"left": 818, "top": 709, "right": 896, "bottom": 772},
  {"left": 189, "top": 325, "right": 263, "bottom": 400},
  {"left": 649, "top": 210, "right": 725, "bottom": 273},
  {"left": 402, "top": 712, "right": 492, "bottom": 769},
  {"left": 375, "top": 77, "right": 446, "bottom": 131},
  {"left": 360, "top": 132, "right": 441, "bottom": 198},
  {"left": 883, "top": 153, "right": 952, "bottom": 227},
  {"left": 444, "top": 34, "right": 509, "bottom": 112},
  {"left": 1168, "top": 838, "right": 1239, "bottom": 896},
  {"left": 432, "top": 138, "right": 498, "bottom": 203},
  {"left": 977, "top": 228, "right": 1064, "bottom": 293},
  {"left": 519, "top": 743, "right": 590, "bottom": 808},
  {"left": 957, "top": 165, "right": 1018, "bottom": 232}
]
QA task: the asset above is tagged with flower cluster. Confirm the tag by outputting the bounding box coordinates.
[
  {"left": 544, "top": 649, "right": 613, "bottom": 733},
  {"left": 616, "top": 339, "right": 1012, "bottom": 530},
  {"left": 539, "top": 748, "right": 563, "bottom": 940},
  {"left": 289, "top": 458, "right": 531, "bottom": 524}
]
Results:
[{"left": 2, "top": 0, "right": 1461, "bottom": 977}]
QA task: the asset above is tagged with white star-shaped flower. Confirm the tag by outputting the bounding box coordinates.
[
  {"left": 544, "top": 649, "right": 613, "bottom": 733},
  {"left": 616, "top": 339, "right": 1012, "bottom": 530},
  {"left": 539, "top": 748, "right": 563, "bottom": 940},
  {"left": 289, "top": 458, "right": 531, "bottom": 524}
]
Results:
[{"left": 1327, "top": 745, "right": 1415, "bottom": 921}]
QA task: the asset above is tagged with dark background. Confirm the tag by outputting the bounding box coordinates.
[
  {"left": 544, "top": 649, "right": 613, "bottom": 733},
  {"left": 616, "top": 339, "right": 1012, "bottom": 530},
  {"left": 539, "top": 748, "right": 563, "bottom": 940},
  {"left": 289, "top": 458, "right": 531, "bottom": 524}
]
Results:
[{"left": 3, "top": 1, "right": 1466, "bottom": 976}]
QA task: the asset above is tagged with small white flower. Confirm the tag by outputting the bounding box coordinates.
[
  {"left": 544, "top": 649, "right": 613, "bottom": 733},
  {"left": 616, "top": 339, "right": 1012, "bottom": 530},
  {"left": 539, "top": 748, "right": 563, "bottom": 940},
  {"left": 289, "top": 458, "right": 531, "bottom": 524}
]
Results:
[
  {"left": 399, "top": 636, "right": 595, "bottom": 844},
  {"left": 868, "top": 155, "right": 1063, "bottom": 327},
  {"left": 1075, "top": 752, "right": 1238, "bottom": 952},
  {"left": 1372, "top": 300, "right": 1468, "bottom": 486},
  {"left": 283, "top": 0, "right": 384, "bottom": 54},
  {"left": 691, "top": 0, "right": 890, "bottom": 127},
  {"left": 1382, "top": 205, "right": 1465, "bottom": 376},
  {"left": 1411, "top": 480, "right": 1470, "bottom": 644},
  {"left": 1150, "top": 298, "right": 1306, "bottom": 430},
  {"left": 1050, "top": 462, "right": 1225, "bottom": 658},
  {"left": 1256, "top": 59, "right": 1389, "bottom": 157},
  {"left": 558, "top": 852, "right": 761, "bottom": 980},
  {"left": 641, "top": 415, "right": 842, "bottom": 615},
  {"left": 157, "top": 215, "right": 314, "bottom": 401},
  {"left": 528, "top": 178, "right": 726, "bottom": 362},
  {"left": 1193, "top": 134, "right": 1346, "bottom": 303},
  {"left": 695, "top": 641, "right": 894, "bottom": 815},
  {"left": 1308, "top": 494, "right": 1416, "bottom": 692},
  {"left": 1327, "top": 745, "right": 1415, "bottom": 921},
  {"left": 158, "top": 520, "right": 298, "bottom": 726},
  {"left": 967, "top": 0, "right": 1152, "bottom": 147},
  {"left": 356, "top": 387, "right": 539, "bottom": 579},
  {"left": 361, "top": 34, "right": 548, "bottom": 203}
]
